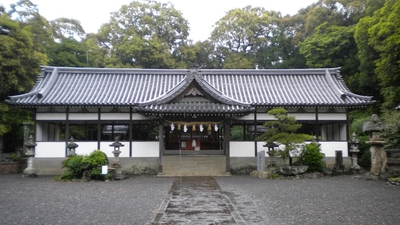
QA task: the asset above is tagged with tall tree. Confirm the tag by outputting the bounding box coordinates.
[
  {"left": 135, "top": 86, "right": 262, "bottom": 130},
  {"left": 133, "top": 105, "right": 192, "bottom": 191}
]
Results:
[
  {"left": 97, "top": 0, "right": 189, "bottom": 68},
  {"left": 299, "top": 22, "right": 359, "bottom": 85},
  {"left": 0, "top": 14, "right": 46, "bottom": 138},
  {"left": 366, "top": 0, "right": 400, "bottom": 109},
  {"left": 210, "top": 6, "right": 282, "bottom": 68},
  {"left": 50, "top": 18, "right": 86, "bottom": 41}
]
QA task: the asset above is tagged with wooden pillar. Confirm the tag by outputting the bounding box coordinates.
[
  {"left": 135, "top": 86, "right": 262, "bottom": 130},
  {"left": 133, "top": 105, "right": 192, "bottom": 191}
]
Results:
[
  {"left": 33, "top": 108, "right": 37, "bottom": 142},
  {"left": 97, "top": 108, "right": 101, "bottom": 150},
  {"left": 224, "top": 120, "right": 231, "bottom": 172},
  {"left": 129, "top": 107, "right": 133, "bottom": 157},
  {"left": 315, "top": 107, "right": 319, "bottom": 142},
  {"left": 158, "top": 121, "right": 164, "bottom": 173},
  {"left": 254, "top": 107, "right": 258, "bottom": 157},
  {"left": 65, "top": 107, "right": 69, "bottom": 157}
]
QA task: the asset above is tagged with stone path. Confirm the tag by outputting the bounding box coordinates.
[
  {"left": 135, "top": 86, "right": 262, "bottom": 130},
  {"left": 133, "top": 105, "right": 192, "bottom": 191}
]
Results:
[{"left": 152, "top": 177, "right": 245, "bottom": 224}]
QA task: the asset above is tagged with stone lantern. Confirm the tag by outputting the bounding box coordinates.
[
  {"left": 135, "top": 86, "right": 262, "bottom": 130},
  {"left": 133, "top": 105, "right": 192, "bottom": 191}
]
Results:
[
  {"left": 263, "top": 142, "right": 278, "bottom": 167},
  {"left": 110, "top": 136, "right": 124, "bottom": 167},
  {"left": 363, "top": 114, "right": 387, "bottom": 176},
  {"left": 23, "top": 134, "right": 37, "bottom": 177},
  {"left": 349, "top": 132, "right": 361, "bottom": 171},
  {"left": 109, "top": 136, "right": 126, "bottom": 180},
  {"left": 67, "top": 137, "right": 78, "bottom": 157}
]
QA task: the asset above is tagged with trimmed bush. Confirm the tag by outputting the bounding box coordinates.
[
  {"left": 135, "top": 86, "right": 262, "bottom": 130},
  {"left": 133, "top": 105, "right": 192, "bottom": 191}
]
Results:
[
  {"left": 298, "top": 143, "right": 325, "bottom": 172},
  {"left": 61, "top": 150, "right": 108, "bottom": 181}
]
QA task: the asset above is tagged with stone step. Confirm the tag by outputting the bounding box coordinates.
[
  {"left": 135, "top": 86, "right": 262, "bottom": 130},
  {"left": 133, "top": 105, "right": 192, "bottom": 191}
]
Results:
[{"left": 160, "top": 155, "right": 229, "bottom": 176}]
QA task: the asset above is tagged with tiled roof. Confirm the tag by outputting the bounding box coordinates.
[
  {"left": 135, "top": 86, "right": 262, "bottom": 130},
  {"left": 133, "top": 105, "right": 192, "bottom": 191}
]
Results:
[
  {"left": 137, "top": 102, "right": 254, "bottom": 115},
  {"left": 7, "top": 66, "right": 374, "bottom": 109}
]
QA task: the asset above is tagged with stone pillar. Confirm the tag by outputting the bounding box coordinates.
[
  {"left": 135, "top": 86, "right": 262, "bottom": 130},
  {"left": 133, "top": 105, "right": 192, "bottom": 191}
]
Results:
[
  {"left": 349, "top": 132, "right": 361, "bottom": 171},
  {"left": 257, "top": 150, "right": 265, "bottom": 171},
  {"left": 363, "top": 114, "right": 387, "bottom": 176},
  {"left": 23, "top": 134, "right": 37, "bottom": 177},
  {"left": 22, "top": 122, "right": 32, "bottom": 156},
  {"left": 333, "top": 150, "right": 345, "bottom": 173}
]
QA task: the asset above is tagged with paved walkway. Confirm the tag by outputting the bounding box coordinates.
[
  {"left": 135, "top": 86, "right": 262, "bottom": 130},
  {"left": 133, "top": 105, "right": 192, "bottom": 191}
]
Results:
[
  {"left": 152, "top": 177, "right": 245, "bottom": 224},
  {"left": 1, "top": 174, "right": 400, "bottom": 224}
]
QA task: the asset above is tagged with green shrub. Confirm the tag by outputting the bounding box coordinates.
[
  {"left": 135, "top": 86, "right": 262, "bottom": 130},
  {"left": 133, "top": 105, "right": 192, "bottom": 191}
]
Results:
[
  {"left": 61, "top": 155, "right": 84, "bottom": 180},
  {"left": 61, "top": 150, "right": 108, "bottom": 181},
  {"left": 298, "top": 143, "right": 325, "bottom": 172}
]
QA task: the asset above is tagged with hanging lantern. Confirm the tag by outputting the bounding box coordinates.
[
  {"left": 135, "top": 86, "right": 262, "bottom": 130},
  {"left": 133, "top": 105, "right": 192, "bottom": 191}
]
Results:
[
  {"left": 183, "top": 124, "right": 188, "bottom": 132},
  {"left": 177, "top": 124, "right": 181, "bottom": 130},
  {"left": 199, "top": 124, "right": 204, "bottom": 132},
  {"left": 207, "top": 124, "right": 212, "bottom": 135},
  {"left": 192, "top": 124, "right": 196, "bottom": 131}
]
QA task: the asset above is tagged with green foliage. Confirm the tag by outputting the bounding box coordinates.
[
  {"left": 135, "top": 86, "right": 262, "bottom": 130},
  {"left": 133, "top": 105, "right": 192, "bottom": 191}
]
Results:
[
  {"left": 61, "top": 150, "right": 108, "bottom": 181},
  {"left": 61, "top": 155, "right": 84, "bottom": 180},
  {"left": 298, "top": 143, "right": 326, "bottom": 172},
  {"left": 97, "top": 0, "right": 189, "bottom": 68},
  {"left": 381, "top": 110, "right": 400, "bottom": 149},
  {"left": 299, "top": 23, "right": 359, "bottom": 84},
  {"left": 359, "top": 148, "right": 371, "bottom": 169},
  {"left": 355, "top": 0, "right": 400, "bottom": 109},
  {"left": 82, "top": 150, "right": 109, "bottom": 180},
  {"left": 349, "top": 115, "right": 371, "bottom": 136},
  {"left": 46, "top": 38, "right": 87, "bottom": 67},
  {"left": 257, "top": 108, "right": 310, "bottom": 163}
]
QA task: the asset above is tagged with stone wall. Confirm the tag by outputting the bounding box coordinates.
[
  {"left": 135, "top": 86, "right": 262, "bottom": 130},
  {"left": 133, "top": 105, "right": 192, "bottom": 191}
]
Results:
[
  {"left": 230, "top": 157, "right": 351, "bottom": 171},
  {"left": 32, "top": 157, "right": 159, "bottom": 175},
  {"left": 0, "top": 162, "right": 26, "bottom": 174}
]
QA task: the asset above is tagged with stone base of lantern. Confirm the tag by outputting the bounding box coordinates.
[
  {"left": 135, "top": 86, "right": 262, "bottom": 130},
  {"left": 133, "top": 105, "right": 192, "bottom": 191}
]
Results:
[
  {"left": 109, "top": 165, "right": 127, "bottom": 180},
  {"left": 22, "top": 168, "right": 37, "bottom": 177}
]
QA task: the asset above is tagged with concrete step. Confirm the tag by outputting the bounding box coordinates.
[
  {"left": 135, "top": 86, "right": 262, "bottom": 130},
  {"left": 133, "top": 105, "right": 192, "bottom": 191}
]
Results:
[{"left": 160, "top": 155, "right": 230, "bottom": 176}]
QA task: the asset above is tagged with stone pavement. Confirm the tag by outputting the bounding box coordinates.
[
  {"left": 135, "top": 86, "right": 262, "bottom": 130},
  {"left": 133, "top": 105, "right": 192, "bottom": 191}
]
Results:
[
  {"left": 152, "top": 177, "right": 245, "bottom": 224},
  {"left": 2, "top": 174, "right": 400, "bottom": 224}
]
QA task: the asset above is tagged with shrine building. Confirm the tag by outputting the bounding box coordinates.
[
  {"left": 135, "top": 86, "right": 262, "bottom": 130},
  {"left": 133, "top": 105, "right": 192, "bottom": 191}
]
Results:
[{"left": 7, "top": 66, "right": 374, "bottom": 175}]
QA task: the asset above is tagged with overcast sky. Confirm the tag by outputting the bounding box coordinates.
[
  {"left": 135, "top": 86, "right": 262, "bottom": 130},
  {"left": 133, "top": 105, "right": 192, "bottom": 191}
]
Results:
[{"left": 1, "top": 0, "right": 318, "bottom": 42}]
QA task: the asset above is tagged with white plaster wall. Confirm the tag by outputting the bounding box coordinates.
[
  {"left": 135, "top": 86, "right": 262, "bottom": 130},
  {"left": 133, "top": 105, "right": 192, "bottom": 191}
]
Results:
[
  {"left": 319, "top": 142, "right": 348, "bottom": 157},
  {"left": 36, "top": 113, "right": 66, "bottom": 120},
  {"left": 69, "top": 113, "right": 97, "bottom": 120},
  {"left": 101, "top": 113, "right": 130, "bottom": 120},
  {"left": 132, "top": 113, "right": 149, "bottom": 120},
  {"left": 36, "top": 122, "right": 43, "bottom": 141},
  {"left": 287, "top": 113, "right": 316, "bottom": 120},
  {"left": 230, "top": 142, "right": 255, "bottom": 157},
  {"left": 36, "top": 142, "right": 65, "bottom": 158},
  {"left": 318, "top": 113, "right": 346, "bottom": 120},
  {"left": 75, "top": 142, "right": 99, "bottom": 156},
  {"left": 132, "top": 142, "right": 159, "bottom": 157},
  {"left": 340, "top": 124, "right": 347, "bottom": 140},
  {"left": 236, "top": 113, "right": 275, "bottom": 121},
  {"left": 100, "top": 142, "right": 130, "bottom": 157},
  {"left": 229, "top": 141, "right": 348, "bottom": 158}
]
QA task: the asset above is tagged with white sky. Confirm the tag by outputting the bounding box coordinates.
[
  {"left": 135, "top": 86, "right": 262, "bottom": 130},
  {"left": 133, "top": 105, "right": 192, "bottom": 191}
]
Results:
[{"left": 1, "top": 0, "right": 318, "bottom": 42}]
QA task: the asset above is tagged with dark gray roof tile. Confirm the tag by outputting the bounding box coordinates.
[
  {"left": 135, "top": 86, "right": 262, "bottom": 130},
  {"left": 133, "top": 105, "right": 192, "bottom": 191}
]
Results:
[{"left": 7, "top": 66, "right": 374, "bottom": 108}]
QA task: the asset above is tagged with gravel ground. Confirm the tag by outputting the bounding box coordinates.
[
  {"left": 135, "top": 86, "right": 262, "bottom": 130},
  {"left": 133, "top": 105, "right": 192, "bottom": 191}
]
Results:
[
  {"left": 0, "top": 175, "right": 173, "bottom": 225},
  {"left": 216, "top": 176, "right": 400, "bottom": 225},
  {"left": 1, "top": 174, "right": 400, "bottom": 225}
]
